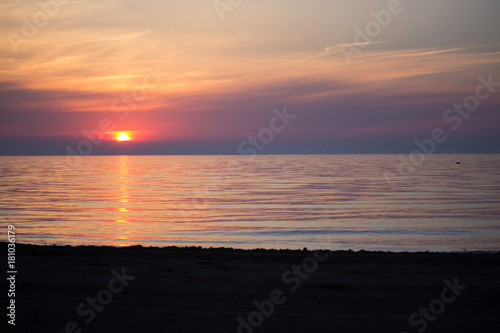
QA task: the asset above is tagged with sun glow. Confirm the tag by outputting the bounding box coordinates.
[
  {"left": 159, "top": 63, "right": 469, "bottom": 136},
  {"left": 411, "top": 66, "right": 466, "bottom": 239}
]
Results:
[{"left": 117, "top": 132, "right": 130, "bottom": 141}]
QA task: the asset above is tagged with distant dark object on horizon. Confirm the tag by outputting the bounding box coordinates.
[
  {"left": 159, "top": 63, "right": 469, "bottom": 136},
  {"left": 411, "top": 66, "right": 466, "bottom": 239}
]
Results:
[{"left": 456, "top": 162, "right": 461, "bottom": 164}]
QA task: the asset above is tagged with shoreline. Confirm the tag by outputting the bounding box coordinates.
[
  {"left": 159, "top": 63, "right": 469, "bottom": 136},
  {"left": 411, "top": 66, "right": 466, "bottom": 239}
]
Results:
[
  {"left": 3, "top": 243, "right": 500, "bottom": 332},
  {"left": 9, "top": 241, "right": 500, "bottom": 254}
]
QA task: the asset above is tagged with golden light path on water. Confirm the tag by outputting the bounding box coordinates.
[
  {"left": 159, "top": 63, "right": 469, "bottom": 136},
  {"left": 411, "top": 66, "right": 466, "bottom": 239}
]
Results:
[{"left": 1, "top": 154, "right": 500, "bottom": 251}]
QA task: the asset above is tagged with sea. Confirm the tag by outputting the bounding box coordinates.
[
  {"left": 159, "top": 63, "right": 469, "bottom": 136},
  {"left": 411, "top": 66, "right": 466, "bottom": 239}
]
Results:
[{"left": 1, "top": 154, "right": 499, "bottom": 252}]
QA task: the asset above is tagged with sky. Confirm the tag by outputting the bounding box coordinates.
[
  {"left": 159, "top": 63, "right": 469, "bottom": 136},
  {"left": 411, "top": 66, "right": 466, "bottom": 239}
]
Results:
[{"left": 1, "top": 0, "right": 499, "bottom": 155}]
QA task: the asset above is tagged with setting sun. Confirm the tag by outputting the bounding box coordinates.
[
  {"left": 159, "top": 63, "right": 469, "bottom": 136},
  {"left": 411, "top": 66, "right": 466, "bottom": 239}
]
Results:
[{"left": 117, "top": 132, "right": 130, "bottom": 141}]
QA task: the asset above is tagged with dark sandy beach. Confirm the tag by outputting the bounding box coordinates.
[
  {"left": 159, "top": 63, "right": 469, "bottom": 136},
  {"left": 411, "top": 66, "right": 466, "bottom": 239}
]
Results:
[{"left": 3, "top": 243, "right": 500, "bottom": 333}]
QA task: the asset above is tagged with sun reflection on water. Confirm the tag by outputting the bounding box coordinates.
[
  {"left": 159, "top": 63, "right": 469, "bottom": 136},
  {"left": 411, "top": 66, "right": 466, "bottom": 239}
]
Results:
[{"left": 115, "top": 156, "right": 130, "bottom": 244}]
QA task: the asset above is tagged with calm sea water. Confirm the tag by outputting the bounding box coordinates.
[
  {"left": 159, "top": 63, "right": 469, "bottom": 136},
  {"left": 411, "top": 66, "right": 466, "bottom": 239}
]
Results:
[{"left": 1, "top": 154, "right": 499, "bottom": 251}]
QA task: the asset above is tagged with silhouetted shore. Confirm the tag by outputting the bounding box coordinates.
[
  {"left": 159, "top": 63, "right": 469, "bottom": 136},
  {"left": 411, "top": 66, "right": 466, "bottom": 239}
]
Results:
[{"left": 3, "top": 243, "right": 500, "bottom": 332}]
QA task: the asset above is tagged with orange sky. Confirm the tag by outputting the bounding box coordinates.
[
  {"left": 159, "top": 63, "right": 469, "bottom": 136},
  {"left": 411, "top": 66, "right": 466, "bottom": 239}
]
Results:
[{"left": 1, "top": 0, "right": 499, "bottom": 154}]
